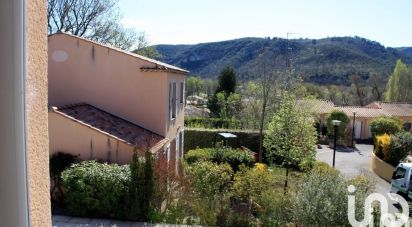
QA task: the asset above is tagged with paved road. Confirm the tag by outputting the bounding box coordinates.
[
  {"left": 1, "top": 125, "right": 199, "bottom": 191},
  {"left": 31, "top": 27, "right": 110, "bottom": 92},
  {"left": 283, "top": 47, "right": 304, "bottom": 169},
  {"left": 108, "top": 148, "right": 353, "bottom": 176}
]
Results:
[
  {"left": 316, "top": 144, "right": 391, "bottom": 195},
  {"left": 52, "top": 215, "right": 192, "bottom": 227},
  {"left": 316, "top": 144, "right": 406, "bottom": 216}
]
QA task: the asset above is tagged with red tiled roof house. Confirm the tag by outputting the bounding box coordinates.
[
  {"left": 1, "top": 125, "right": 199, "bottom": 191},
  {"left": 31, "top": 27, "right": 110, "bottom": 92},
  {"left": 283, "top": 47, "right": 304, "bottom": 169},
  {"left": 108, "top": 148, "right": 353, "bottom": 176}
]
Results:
[
  {"left": 302, "top": 99, "right": 412, "bottom": 141},
  {"left": 48, "top": 32, "right": 187, "bottom": 171}
]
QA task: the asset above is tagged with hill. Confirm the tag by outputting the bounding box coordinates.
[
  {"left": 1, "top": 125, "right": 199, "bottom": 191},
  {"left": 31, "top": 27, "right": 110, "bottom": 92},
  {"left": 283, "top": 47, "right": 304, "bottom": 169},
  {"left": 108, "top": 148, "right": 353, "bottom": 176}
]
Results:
[
  {"left": 397, "top": 47, "right": 412, "bottom": 59},
  {"left": 155, "top": 37, "right": 412, "bottom": 86}
]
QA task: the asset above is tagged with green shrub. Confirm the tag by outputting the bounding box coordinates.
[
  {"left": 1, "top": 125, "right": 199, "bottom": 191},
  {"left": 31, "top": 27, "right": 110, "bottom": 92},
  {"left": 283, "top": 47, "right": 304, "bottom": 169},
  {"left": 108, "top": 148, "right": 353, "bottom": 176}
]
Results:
[
  {"left": 185, "top": 117, "right": 240, "bottom": 129},
  {"left": 370, "top": 116, "right": 402, "bottom": 138},
  {"left": 61, "top": 161, "right": 130, "bottom": 218},
  {"left": 386, "top": 132, "right": 412, "bottom": 166},
  {"left": 184, "top": 128, "right": 260, "bottom": 153},
  {"left": 292, "top": 168, "right": 374, "bottom": 226},
  {"left": 230, "top": 165, "right": 277, "bottom": 225},
  {"left": 185, "top": 147, "right": 255, "bottom": 171},
  {"left": 50, "top": 152, "right": 79, "bottom": 202},
  {"left": 185, "top": 161, "right": 233, "bottom": 226},
  {"left": 326, "top": 110, "right": 350, "bottom": 140}
]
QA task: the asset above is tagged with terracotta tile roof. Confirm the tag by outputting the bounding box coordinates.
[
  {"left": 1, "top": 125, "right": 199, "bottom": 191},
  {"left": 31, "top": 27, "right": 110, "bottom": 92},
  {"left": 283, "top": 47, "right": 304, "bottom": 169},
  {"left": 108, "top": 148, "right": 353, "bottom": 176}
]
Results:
[
  {"left": 366, "top": 102, "right": 412, "bottom": 117},
  {"left": 50, "top": 103, "right": 165, "bottom": 152},
  {"left": 297, "top": 99, "right": 335, "bottom": 114},
  {"left": 49, "top": 31, "right": 189, "bottom": 74},
  {"left": 334, "top": 106, "right": 388, "bottom": 118}
]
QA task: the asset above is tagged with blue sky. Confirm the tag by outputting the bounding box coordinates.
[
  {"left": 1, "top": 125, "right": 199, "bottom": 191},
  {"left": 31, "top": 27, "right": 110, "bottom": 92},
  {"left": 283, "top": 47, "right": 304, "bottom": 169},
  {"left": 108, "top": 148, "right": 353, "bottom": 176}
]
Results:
[{"left": 119, "top": 0, "right": 412, "bottom": 47}]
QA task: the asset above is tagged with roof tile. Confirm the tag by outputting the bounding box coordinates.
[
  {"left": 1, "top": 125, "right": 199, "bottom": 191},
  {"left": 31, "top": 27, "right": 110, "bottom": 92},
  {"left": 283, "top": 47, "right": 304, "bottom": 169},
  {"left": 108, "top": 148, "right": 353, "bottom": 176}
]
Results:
[{"left": 51, "top": 103, "right": 165, "bottom": 151}]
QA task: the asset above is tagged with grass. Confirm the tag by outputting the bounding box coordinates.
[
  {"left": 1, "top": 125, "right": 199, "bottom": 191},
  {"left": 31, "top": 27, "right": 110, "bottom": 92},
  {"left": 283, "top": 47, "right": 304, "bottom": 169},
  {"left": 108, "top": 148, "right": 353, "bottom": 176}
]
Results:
[{"left": 270, "top": 166, "right": 304, "bottom": 193}]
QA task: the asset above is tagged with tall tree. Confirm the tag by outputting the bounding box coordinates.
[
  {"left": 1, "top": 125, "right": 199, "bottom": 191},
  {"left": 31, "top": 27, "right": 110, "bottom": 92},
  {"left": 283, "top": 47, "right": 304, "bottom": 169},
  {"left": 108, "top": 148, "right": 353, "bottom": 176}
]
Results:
[
  {"left": 350, "top": 74, "right": 366, "bottom": 106},
  {"left": 48, "top": 0, "right": 147, "bottom": 50},
  {"left": 369, "top": 73, "right": 384, "bottom": 101},
  {"left": 216, "top": 66, "right": 237, "bottom": 95},
  {"left": 385, "top": 59, "right": 412, "bottom": 102},
  {"left": 255, "top": 48, "right": 278, "bottom": 163},
  {"left": 207, "top": 67, "right": 238, "bottom": 117},
  {"left": 264, "top": 93, "right": 317, "bottom": 193}
]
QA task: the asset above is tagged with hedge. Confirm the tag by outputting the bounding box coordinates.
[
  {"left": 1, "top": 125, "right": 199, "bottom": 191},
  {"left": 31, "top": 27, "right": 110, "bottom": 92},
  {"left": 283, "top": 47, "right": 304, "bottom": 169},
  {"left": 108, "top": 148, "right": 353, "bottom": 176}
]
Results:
[
  {"left": 61, "top": 161, "right": 130, "bottom": 218},
  {"left": 370, "top": 116, "right": 403, "bottom": 139},
  {"left": 185, "top": 117, "right": 241, "bottom": 129},
  {"left": 185, "top": 147, "right": 255, "bottom": 171},
  {"left": 184, "top": 128, "right": 261, "bottom": 153}
]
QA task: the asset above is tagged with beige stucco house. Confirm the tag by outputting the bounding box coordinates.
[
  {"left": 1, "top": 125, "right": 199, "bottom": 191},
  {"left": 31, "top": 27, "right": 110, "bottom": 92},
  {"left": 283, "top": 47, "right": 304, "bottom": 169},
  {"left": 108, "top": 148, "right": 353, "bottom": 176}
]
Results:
[
  {"left": 303, "top": 99, "right": 412, "bottom": 141},
  {"left": 48, "top": 32, "right": 188, "bottom": 171}
]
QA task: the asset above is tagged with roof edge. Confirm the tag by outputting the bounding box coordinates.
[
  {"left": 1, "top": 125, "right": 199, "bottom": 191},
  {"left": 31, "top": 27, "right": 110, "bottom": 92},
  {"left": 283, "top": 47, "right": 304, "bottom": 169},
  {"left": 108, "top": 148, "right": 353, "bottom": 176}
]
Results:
[{"left": 49, "top": 32, "right": 189, "bottom": 74}]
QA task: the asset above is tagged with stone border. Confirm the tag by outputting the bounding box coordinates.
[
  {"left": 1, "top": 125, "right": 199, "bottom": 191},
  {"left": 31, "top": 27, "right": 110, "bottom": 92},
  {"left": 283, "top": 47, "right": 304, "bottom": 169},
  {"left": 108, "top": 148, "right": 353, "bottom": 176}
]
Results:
[{"left": 370, "top": 151, "right": 395, "bottom": 182}]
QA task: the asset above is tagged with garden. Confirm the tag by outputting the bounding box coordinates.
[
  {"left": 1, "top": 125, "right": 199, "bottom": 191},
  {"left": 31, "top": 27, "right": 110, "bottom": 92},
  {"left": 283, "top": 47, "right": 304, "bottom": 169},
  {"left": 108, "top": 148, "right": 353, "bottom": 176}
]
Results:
[{"left": 50, "top": 93, "right": 378, "bottom": 226}]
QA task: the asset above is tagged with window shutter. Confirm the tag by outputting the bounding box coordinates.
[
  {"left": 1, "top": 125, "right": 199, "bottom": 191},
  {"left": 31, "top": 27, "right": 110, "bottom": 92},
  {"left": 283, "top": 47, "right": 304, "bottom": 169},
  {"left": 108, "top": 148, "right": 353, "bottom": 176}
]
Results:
[
  {"left": 176, "top": 83, "right": 180, "bottom": 115},
  {"left": 172, "top": 82, "right": 176, "bottom": 119},
  {"left": 169, "top": 83, "right": 172, "bottom": 121},
  {"left": 180, "top": 130, "right": 184, "bottom": 159},
  {"left": 175, "top": 136, "right": 179, "bottom": 174},
  {"left": 174, "top": 82, "right": 177, "bottom": 116},
  {"left": 166, "top": 144, "right": 171, "bottom": 163}
]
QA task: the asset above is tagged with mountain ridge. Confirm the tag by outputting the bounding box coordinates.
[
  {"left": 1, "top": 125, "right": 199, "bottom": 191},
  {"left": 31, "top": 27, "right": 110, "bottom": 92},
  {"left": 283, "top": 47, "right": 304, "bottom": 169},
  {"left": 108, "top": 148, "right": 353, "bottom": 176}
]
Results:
[{"left": 155, "top": 36, "right": 412, "bottom": 86}]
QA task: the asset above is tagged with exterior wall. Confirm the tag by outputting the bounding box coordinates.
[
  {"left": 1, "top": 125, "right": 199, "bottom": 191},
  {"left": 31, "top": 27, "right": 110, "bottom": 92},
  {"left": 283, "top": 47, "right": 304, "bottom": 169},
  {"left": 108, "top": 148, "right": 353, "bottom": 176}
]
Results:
[
  {"left": 370, "top": 151, "right": 395, "bottom": 182},
  {"left": 49, "top": 112, "right": 140, "bottom": 164},
  {"left": 26, "top": 0, "right": 51, "bottom": 225},
  {"left": 166, "top": 72, "right": 186, "bottom": 140},
  {"left": 48, "top": 34, "right": 171, "bottom": 137}
]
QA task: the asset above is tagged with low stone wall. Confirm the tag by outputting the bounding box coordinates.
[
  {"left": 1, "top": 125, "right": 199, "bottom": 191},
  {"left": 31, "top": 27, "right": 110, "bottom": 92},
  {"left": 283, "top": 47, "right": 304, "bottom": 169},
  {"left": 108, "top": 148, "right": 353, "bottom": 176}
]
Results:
[{"left": 370, "top": 152, "right": 395, "bottom": 182}]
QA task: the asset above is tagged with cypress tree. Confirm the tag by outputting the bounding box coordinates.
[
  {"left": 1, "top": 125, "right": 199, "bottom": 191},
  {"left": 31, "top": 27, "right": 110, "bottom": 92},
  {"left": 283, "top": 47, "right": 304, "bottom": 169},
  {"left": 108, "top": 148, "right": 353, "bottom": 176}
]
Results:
[
  {"left": 128, "top": 148, "right": 142, "bottom": 220},
  {"left": 142, "top": 150, "right": 154, "bottom": 220}
]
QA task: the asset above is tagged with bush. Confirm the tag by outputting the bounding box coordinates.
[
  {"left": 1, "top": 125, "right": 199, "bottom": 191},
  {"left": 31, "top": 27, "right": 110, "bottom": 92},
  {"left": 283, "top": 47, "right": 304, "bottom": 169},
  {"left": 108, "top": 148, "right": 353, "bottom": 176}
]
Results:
[
  {"left": 185, "top": 161, "right": 233, "bottom": 226},
  {"left": 374, "top": 133, "right": 391, "bottom": 160},
  {"left": 184, "top": 128, "right": 260, "bottom": 153},
  {"left": 326, "top": 110, "right": 350, "bottom": 140},
  {"left": 61, "top": 161, "right": 130, "bottom": 218},
  {"left": 374, "top": 132, "right": 412, "bottom": 166},
  {"left": 185, "top": 147, "right": 255, "bottom": 171},
  {"left": 370, "top": 116, "right": 402, "bottom": 139},
  {"left": 386, "top": 132, "right": 412, "bottom": 166},
  {"left": 292, "top": 167, "right": 374, "bottom": 226},
  {"left": 185, "top": 117, "right": 240, "bottom": 129},
  {"left": 230, "top": 165, "right": 277, "bottom": 225},
  {"left": 50, "top": 152, "right": 79, "bottom": 202}
]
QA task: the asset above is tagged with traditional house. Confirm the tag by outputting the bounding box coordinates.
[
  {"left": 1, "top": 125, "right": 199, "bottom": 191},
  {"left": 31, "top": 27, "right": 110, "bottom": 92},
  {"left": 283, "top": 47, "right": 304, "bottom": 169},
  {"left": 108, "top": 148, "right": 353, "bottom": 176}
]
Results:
[
  {"left": 301, "top": 99, "right": 412, "bottom": 141},
  {"left": 48, "top": 32, "right": 187, "bottom": 171}
]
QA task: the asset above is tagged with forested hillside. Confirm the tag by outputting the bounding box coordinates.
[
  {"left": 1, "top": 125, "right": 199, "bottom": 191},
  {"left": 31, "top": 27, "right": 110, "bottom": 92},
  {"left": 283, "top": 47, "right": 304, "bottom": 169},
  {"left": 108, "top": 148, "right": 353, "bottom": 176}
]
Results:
[{"left": 156, "top": 36, "right": 412, "bottom": 85}]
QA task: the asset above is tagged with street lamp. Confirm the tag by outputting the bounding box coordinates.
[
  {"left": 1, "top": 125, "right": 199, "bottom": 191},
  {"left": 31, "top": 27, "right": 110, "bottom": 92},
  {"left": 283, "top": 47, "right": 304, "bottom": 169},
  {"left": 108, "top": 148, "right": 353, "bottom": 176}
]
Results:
[
  {"left": 352, "top": 111, "right": 356, "bottom": 147},
  {"left": 332, "top": 120, "right": 342, "bottom": 168}
]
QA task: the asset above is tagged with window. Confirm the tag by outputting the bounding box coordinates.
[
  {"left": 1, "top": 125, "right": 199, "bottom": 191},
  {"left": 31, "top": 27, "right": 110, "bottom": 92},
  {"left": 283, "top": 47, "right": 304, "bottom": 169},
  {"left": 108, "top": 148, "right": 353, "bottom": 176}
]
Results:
[
  {"left": 393, "top": 167, "right": 406, "bottom": 179},
  {"left": 180, "top": 82, "right": 184, "bottom": 104},
  {"left": 169, "top": 83, "right": 172, "bottom": 120},
  {"left": 172, "top": 82, "right": 176, "bottom": 119},
  {"left": 169, "top": 82, "right": 177, "bottom": 120},
  {"left": 179, "top": 130, "right": 184, "bottom": 159}
]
